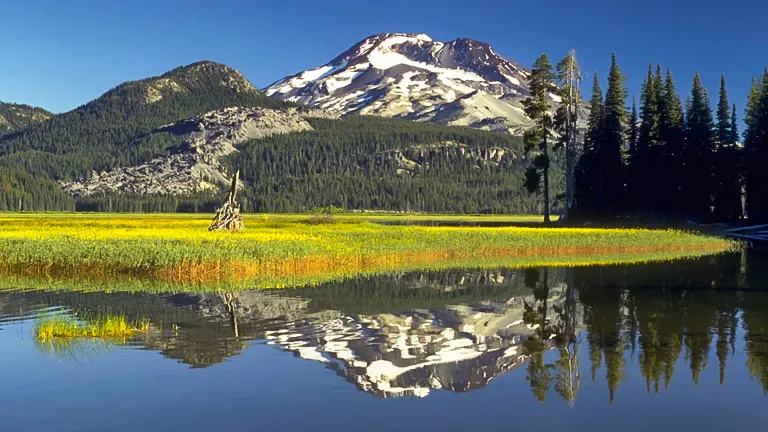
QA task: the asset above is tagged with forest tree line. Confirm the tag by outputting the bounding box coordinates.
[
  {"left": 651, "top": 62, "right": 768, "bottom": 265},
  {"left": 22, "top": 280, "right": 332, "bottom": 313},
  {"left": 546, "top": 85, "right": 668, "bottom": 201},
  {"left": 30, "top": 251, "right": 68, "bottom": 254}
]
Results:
[{"left": 525, "top": 51, "right": 768, "bottom": 222}]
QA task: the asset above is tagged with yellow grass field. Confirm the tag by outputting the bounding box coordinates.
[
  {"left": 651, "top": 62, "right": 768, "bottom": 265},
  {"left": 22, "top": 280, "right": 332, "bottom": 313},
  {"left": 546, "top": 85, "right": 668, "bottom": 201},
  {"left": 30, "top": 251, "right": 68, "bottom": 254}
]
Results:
[{"left": 0, "top": 213, "right": 737, "bottom": 291}]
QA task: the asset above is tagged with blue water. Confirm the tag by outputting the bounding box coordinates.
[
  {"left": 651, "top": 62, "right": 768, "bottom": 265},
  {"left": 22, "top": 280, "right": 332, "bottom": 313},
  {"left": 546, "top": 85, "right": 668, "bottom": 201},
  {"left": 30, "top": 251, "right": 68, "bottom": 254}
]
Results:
[{"left": 1, "top": 251, "right": 767, "bottom": 431}]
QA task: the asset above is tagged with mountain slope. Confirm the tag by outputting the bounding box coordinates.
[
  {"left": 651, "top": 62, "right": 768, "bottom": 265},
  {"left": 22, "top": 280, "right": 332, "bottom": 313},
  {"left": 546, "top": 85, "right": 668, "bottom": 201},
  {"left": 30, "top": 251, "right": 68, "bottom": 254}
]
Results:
[
  {"left": 0, "top": 61, "right": 292, "bottom": 181},
  {"left": 72, "top": 112, "right": 561, "bottom": 214},
  {"left": 0, "top": 102, "right": 52, "bottom": 137},
  {"left": 62, "top": 106, "right": 321, "bottom": 197},
  {"left": 228, "top": 115, "right": 561, "bottom": 214},
  {"left": 265, "top": 33, "right": 560, "bottom": 134}
]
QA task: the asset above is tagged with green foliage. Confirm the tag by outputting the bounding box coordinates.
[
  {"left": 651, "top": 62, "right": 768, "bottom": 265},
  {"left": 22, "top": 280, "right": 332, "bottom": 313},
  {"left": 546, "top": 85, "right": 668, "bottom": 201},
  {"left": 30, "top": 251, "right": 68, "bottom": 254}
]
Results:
[
  {"left": 712, "top": 75, "right": 743, "bottom": 221},
  {"left": 744, "top": 72, "right": 768, "bottom": 220},
  {"left": 0, "top": 102, "right": 52, "bottom": 137},
  {"left": 623, "top": 65, "right": 743, "bottom": 222},
  {"left": 578, "top": 53, "right": 627, "bottom": 217},
  {"left": 638, "top": 65, "right": 661, "bottom": 150},
  {"left": 230, "top": 115, "right": 553, "bottom": 214},
  {"left": 522, "top": 54, "right": 556, "bottom": 222},
  {"left": 684, "top": 73, "right": 717, "bottom": 216},
  {"left": 0, "top": 167, "right": 74, "bottom": 211},
  {"left": 628, "top": 97, "right": 638, "bottom": 154},
  {"left": 584, "top": 73, "right": 604, "bottom": 154},
  {"left": 75, "top": 192, "right": 220, "bottom": 213},
  {"left": 0, "top": 61, "right": 292, "bottom": 181},
  {"left": 717, "top": 74, "right": 734, "bottom": 144}
]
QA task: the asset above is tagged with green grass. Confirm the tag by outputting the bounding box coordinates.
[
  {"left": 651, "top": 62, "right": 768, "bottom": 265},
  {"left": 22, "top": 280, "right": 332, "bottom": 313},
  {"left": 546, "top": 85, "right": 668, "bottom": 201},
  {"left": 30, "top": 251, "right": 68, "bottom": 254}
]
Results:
[
  {"left": 0, "top": 213, "right": 738, "bottom": 292},
  {"left": 34, "top": 314, "right": 149, "bottom": 341}
]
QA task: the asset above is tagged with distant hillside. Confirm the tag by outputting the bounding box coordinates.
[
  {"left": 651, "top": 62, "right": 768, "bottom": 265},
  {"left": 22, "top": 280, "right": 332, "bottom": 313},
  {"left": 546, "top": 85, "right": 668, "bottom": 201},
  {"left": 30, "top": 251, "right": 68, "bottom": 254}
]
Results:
[
  {"left": 0, "top": 61, "right": 561, "bottom": 214},
  {"left": 228, "top": 115, "right": 559, "bottom": 214},
  {"left": 0, "top": 102, "right": 52, "bottom": 137},
  {"left": 0, "top": 61, "right": 293, "bottom": 181},
  {"left": 68, "top": 109, "right": 560, "bottom": 214},
  {"left": 0, "top": 167, "right": 74, "bottom": 212}
]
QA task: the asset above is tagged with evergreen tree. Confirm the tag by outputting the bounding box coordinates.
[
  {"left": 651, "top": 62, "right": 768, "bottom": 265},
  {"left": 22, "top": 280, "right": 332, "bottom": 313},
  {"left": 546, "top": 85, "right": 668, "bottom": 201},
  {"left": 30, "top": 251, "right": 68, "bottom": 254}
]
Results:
[
  {"left": 594, "top": 53, "right": 628, "bottom": 213},
  {"left": 639, "top": 65, "right": 662, "bottom": 149},
  {"left": 522, "top": 54, "right": 556, "bottom": 223},
  {"left": 717, "top": 74, "right": 733, "bottom": 144},
  {"left": 744, "top": 73, "right": 768, "bottom": 220},
  {"left": 626, "top": 96, "right": 640, "bottom": 213},
  {"left": 629, "top": 97, "right": 638, "bottom": 155},
  {"left": 584, "top": 73, "right": 604, "bottom": 154},
  {"left": 654, "top": 64, "right": 665, "bottom": 118},
  {"left": 683, "top": 73, "right": 716, "bottom": 218},
  {"left": 576, "top": 73, "right": 604, "bottom": 216},
  {"left": 713, "top": 74, "right": 742, "bottom": 220},
  {"left": 633, "top": 65, "right": 661, "bottom": 212},
  {"left": 659, "top": 69, "right": 685, "bottom": 215},
  {"left": 555, "top": 50, "right": 582, "bottom": 219},
  {"left": 731, "top": 104, "right": 739, "bottom": 144}
]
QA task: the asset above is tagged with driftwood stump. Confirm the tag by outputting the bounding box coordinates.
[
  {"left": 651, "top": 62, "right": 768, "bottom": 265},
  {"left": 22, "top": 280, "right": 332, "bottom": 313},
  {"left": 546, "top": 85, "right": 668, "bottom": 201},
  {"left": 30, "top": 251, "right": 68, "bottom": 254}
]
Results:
[{"left": 209, "top": 170, "right": 244, "bottom": 231}]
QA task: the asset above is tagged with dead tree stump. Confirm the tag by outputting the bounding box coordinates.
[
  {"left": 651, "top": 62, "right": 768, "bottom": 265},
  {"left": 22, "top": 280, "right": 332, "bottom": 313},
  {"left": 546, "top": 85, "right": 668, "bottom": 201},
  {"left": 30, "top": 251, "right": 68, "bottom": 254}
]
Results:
[{"left": 209, "top": 170, "right": 245, "bottom": 232}]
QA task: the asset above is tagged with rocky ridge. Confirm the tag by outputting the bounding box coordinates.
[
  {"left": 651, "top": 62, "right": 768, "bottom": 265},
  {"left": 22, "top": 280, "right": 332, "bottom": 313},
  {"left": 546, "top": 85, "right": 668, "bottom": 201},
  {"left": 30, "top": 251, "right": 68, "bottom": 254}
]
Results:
[
  {"left": 372, "top": 141, "right": 519, "bottom": 175},
  {"left": 61, "top": 106, "right": 329, "bottom": 197}
]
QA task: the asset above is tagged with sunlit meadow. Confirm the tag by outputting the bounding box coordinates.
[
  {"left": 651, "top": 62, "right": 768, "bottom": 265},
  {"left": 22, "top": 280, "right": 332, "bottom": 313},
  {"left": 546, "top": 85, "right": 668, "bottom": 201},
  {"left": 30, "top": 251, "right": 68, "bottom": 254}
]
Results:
[{"left": 0, "top": 214, "right": 737, "bottom": 291}]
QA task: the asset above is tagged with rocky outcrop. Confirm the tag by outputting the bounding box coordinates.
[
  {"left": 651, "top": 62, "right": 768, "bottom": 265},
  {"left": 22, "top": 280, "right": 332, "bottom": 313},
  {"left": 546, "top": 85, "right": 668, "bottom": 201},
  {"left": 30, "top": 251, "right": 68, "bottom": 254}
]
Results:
[
  {"left": 61, "top": 106, "right": 319, "bottom": 197},
  {"left": 372, "top": 141, "right": 519, "bottom": 175}
]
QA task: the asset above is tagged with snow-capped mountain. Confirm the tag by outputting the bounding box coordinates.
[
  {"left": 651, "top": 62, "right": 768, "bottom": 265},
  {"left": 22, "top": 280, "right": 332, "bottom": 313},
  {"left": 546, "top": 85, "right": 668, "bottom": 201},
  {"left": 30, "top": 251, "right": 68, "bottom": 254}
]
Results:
[{"left": 265, "top": 33, "right": 559, "bottom": 134}]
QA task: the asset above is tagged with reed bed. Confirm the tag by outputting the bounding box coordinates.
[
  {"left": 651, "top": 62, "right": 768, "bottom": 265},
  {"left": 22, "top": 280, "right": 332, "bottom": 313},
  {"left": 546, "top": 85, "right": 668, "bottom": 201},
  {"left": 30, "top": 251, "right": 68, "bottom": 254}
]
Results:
[{"left": 34, "top": 314, "right": 149, "bottom": 341}]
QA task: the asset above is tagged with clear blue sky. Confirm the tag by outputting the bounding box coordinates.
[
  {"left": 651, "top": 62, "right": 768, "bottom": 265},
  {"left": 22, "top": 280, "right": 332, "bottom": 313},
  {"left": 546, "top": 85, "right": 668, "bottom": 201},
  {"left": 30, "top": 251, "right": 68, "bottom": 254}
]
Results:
[{"left": 1, "top": 0, "right": 764, "bottom": 118}]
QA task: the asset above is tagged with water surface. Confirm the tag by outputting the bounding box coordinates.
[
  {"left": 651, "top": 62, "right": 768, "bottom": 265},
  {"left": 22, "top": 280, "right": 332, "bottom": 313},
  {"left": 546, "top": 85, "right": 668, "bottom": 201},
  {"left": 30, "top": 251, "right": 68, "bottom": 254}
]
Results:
[{"left": 1, "top": 248, "right": 767, "bottom": 431}]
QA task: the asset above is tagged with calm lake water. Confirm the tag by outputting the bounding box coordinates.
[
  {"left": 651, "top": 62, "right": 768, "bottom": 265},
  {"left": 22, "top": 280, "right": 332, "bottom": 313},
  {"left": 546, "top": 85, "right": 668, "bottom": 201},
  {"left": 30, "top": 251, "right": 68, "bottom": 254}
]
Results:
[{"left": 1, "top": 248, "right": 767, "bottom": 431}]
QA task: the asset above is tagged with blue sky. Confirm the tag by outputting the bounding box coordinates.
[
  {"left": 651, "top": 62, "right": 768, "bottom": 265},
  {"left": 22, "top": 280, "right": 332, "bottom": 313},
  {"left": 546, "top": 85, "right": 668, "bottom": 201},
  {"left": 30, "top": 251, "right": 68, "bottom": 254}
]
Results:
[{"left": 1, "top": 0, "right": 764, "bottom": 118}]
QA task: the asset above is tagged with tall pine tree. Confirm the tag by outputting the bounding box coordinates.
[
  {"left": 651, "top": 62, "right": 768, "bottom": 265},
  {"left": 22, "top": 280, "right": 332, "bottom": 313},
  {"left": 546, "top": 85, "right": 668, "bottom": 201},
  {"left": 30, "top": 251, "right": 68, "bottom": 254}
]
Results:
[
  {"left": 629, "top": 96, "right": 638, "bottom": 154},
  {"left": 744, "top": 73, "right": 768, "bottom": 220},
  {"left": 555, "top": 50, "right": 582, "bottom": 220},
  {"left": 522, "top": 54, "right": 556, "bottom": 223},
  {"left": 577, "top": 73, "right": 604, "bottom": 216},
  {"left": 632, "top": 65, "right": 661, "bottom": 212},
  {"left": 584, "top": 73, "right": 604, "bottom": 153},
  {"left": 683, "top": 73, "right": 716, "bottom": 218},
  {"left": 594, "top": 53, "right": 628, "bottom": 213},
  {"left": 659, "top": 69, "right": 685, "bottom": 215},
  {"left": 717, "top": 74, "right": 733, "bottom": 144},
  {"left": 713, "top": 74, "right": 742, "bottom": 220}
]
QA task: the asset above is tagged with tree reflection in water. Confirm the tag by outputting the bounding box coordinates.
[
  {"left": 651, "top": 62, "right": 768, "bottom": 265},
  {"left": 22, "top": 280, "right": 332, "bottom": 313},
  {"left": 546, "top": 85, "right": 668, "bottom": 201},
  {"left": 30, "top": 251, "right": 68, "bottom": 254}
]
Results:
[{"left": 3, "top": 247, "right": 768, "bottom": 402}]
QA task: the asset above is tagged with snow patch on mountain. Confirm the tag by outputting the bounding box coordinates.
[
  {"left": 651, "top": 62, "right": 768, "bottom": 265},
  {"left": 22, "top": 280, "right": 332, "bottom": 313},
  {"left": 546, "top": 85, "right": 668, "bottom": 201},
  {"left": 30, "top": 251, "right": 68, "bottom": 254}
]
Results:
[{"left": 264, "top": 32, "right": 570, "bottom": 134}]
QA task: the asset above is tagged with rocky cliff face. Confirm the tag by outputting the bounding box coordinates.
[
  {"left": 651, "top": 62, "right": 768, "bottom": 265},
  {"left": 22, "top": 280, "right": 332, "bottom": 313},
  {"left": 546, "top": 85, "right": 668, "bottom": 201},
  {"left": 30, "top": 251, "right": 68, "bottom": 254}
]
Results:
[
  {"left": 60, "top": 106, "right": 327, "bottom": 197},
  {"left": 265, "top": 33, "right": 583, "bottom": 135}
]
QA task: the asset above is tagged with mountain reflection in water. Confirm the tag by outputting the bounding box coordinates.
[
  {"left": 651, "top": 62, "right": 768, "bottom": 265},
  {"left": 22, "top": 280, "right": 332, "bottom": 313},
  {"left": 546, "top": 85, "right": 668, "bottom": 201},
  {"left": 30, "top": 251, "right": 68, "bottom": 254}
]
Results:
[{"left": 1, "top": 247, "right": 768, "bottom": 406}]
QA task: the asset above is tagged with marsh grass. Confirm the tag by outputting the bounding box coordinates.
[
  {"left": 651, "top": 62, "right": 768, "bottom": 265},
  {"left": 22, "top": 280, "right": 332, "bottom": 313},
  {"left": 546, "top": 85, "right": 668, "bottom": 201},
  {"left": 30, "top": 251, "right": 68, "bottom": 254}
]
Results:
[
  {"left": 0, "top": 214, "right": 738, "bottom": 291},
  {"left": 34, "top": 314, "right": 149, "bottom": 341}
]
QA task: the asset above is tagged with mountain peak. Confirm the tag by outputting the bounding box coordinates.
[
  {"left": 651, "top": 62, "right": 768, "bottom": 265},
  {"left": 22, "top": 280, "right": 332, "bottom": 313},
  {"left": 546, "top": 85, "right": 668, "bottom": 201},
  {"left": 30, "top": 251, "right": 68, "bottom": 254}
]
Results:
[
  {"left": 159, "top": 61, "right": 257, "bottom": 93},
  {"left": 264, "top": 33, "right": 544, "bottom": 134},
  {"left": 102, "top": 61, "right": 257, "bottom": 106}
]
